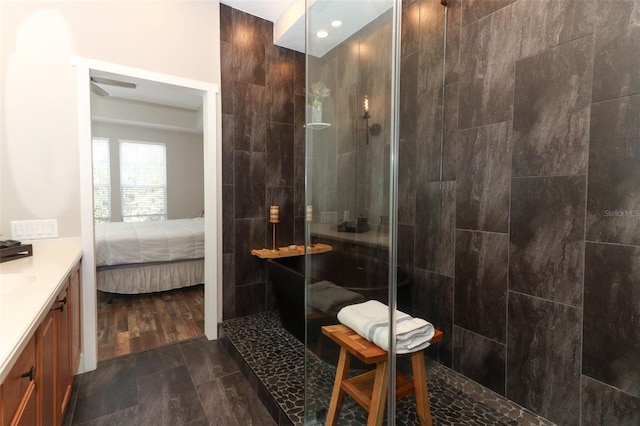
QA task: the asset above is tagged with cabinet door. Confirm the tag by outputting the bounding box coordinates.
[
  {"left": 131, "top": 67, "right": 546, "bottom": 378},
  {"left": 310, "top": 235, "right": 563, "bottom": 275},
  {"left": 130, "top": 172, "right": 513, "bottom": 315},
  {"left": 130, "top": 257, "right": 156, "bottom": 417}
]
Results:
[
  {"left": 56, "top": 284, "right": 71, "bottom": 420},
  {"left": 1, "top": 335, "right": 36, "bottom": 426},
  {"left": 69, "top": 261, "right": 82, "bottom": 375},
  {"left": 13, "top": 389, "right": 36, "bottom": 426},
  {"left": 37, "top": 311, "right": 56, "bottom": 426}
]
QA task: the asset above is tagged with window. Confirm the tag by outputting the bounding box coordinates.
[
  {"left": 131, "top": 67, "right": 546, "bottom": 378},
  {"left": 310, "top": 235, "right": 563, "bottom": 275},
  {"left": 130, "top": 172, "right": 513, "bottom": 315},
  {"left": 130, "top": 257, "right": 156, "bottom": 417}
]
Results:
[
  {"left": 92, "top": 138, "right": 111, "bottom": 223},
  {"left": 119, "top": 140, "right": 167, "bottom": 222}
]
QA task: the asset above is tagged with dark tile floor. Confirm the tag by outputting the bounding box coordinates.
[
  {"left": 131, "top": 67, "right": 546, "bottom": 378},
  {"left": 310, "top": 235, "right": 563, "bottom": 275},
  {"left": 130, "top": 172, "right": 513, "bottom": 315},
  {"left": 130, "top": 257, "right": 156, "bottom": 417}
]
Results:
[
  {"left": 63, "top": 337, "right": 275, "bottom": 426},
  {"left": 65, "top": 311, "right": 555, "bottom": 426}
]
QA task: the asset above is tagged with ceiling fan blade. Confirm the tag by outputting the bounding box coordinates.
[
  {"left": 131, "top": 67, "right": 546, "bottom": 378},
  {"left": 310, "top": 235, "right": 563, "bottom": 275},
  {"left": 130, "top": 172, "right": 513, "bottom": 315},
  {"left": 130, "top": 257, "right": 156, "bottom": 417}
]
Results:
[
  {"left": 91, "top": 76, "right": 136, "bottom": 89},
  {"left": 90, "top": 82, "right": 109, "bottom": 96}
]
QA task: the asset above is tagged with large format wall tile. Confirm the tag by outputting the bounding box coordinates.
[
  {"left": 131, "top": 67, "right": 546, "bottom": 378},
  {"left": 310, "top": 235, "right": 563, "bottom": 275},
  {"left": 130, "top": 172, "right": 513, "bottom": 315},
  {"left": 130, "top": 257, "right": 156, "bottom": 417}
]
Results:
[
  {"left": 512, "top": 36, "right": 592, "bottom": 177},
  {"left": 581, "top": 376, "right": 640, "bottom": 426},
  {"left": 222, "top": 113, "right": 234, "bottom": 185},
  {"left": 586, "top": 95, "right": 640, "bottom": 247},
  {"left": 415, "top": 182, "right": 443, "bottom": 272},
  {"left": 593, "top": 0, "right": 640, "bottom": 102},
  {"left": 398, "top": 137, "right": 416, "bottom": 225},
  {"left": 234, "top": 218, "right": 266, "bottom": 287},
  {"left": 222, "top": 184, "right": 234, "bottom": 254},
  {"left": 267, "top": 56, "right": 294, "bottom": 125},
  {"left": 442, "top": 82, "right": 458, "bottom": 181},
  {"left": 417, "top": 0, "right": 445, "bottom": 95},
  {"left": 456, "top": 121, "right": 511, "bottom": 233},
  {"left": 444, "top": 0, "right": 462, "bottom": 85},
  {"left": 294, "top": 155, "right": 305, "bottom": 218},
  {"left": 221, "top": 41, "right": 234, "bottom": 114},
  {"left": 416, "top": 87, "right": 443, "bottom": 183},
  {"left": 235, "top": 282, "right": 266, "bottom": 317},
  {"left": 516, "top": 0, "right": 595, "bottom": 59},
  {"left": 462, "top": 0, "right": 516, "bottom": 27},
  {"left": 459, "top": 4, "right": 516, "bottom": 129},
  {"left": 223, "top": 253, "right": 235, "bottom": 320},
  {"left": 220, "top": 3, "right": 233, "bottom": 43},
  {"left": 415, "top": 181, "right": 454, "bottom": 277},
  {"left": 399, "top": 52, "right": 418, "bottom": 142},
  {"left": 233, "top": 83, "right": 266, "bottom": 152},
  {"left": 584, "top": 242, "right": 640, "bottom": 397},
  {"left": 398, "top": 224, "right": 415, "bottom": 272},
  {"left": 413, "top": 269, "right": 453, "bottom": 367},
  {"left": 507, "top": 292, "right": 581, "bottom": 425},
  {"left": 294, "top": 95, "right": 305, "bottom": 157},
  {"left": 454, "top": 230, "right": 508, "bottom": 343},
  {"left": 266, "top": 123, "right": 294, "bottom": 187},
  {"left": 232, "top": 8, "right": 266, "bottom": 86},
  {"left": 453, "top": 326, "right": 506, "bottom": 395},
  {"left": 401, "top": 1, "right": 420, "bottom": 57},
  {"left": 509, "top": 175, "right": 585, "bottom": 306},
  {"left": 440, "top": 181, "right": 455, "bottom": 277},
  {"left": 234, "top": 151, "right": 265, "bottom": 219},
  {"left": 222, "top": 6, "right": 300, "bottom": 320}
]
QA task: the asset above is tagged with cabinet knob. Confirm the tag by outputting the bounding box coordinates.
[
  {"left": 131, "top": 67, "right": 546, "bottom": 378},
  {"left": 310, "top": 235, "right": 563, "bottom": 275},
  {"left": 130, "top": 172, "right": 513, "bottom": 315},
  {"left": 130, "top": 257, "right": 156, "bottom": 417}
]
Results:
[{"left": 20, "top": 366, "right": 35, "bottom": 382}]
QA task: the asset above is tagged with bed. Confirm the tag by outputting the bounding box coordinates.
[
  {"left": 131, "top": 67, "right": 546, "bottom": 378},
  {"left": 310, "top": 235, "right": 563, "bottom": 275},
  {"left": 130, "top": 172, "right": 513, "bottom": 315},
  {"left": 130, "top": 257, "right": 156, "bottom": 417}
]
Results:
[{"left": 95, "top": 218, "right": 204, "bottom": 294}]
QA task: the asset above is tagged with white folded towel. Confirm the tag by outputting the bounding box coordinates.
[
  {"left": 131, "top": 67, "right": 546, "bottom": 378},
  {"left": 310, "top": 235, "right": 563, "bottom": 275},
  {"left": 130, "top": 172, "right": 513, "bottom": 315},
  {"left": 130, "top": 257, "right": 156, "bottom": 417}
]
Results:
[{"left": 337, "top": 300, "right": 435, "bottom": 354}]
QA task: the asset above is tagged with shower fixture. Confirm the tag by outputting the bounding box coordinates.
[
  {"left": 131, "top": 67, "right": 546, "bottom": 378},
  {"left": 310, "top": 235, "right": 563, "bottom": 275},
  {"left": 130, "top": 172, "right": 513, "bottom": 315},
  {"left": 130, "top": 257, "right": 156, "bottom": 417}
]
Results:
[{"left": 363, "top": 95, "right": 381, "bottom": 144}]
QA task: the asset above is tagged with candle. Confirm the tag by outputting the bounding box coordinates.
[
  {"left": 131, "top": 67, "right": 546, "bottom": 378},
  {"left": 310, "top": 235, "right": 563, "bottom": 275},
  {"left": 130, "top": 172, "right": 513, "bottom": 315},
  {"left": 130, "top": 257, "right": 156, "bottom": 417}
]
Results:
[
  {"left": 269, "top": 205, "right": 279, "bottom": 223},
  {"left": 306, "top": 205, "right": 313, "bottom": 222}
]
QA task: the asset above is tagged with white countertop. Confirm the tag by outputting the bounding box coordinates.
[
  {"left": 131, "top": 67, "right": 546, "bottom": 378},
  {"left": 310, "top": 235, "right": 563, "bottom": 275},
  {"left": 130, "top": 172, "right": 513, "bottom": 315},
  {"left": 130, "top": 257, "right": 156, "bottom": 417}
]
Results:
[{"left": 0, "top": 238, "right": 82, "bottom": 383}]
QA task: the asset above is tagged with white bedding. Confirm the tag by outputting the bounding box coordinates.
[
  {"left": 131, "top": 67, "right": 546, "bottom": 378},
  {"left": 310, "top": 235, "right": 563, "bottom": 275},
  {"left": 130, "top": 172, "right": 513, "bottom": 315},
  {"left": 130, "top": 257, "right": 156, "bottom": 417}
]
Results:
[{"left": 95, "top": 218, "right": 205, "bottom": 267}]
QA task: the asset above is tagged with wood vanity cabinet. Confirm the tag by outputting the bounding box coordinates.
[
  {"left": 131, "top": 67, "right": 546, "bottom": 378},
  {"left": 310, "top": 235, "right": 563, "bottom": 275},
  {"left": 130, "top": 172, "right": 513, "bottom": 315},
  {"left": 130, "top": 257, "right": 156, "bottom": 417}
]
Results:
[
  {"left": 39, "top": 260, "right": 82, "bottom": 426},
  {"left": 0, "top": 259, "right": 82, "bottom": 426},
  {"left": 0, "top": 336, "right": 37, "bottom": 426}
]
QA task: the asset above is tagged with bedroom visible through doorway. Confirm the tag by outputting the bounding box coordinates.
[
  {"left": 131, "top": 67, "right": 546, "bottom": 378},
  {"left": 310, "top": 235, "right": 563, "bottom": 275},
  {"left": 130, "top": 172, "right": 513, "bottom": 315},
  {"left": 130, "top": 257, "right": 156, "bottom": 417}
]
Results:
[{"left": 90, "top": 70, "right": 207, "bottom": 361}]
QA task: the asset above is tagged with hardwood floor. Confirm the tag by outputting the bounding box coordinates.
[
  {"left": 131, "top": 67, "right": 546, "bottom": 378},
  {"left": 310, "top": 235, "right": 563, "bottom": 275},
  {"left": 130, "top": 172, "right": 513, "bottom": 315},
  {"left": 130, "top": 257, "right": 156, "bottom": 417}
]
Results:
[{"left": 97, "top": 285, "right": 204, "bottom": 362}]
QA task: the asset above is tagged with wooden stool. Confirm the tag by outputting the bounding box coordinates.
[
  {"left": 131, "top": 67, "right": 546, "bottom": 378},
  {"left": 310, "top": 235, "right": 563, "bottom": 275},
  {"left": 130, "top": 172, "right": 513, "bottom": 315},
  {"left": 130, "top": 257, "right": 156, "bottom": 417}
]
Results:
[{"left": 322, "top": 324, "right": 443, "bottom": 426}]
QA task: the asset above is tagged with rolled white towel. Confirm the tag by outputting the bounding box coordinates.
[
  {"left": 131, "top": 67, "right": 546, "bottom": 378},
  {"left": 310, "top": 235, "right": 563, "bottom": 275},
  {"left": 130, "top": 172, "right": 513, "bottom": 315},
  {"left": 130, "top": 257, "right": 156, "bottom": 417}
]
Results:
[{"left": 337, "top": 300, "right": 435, "bottom": 354}]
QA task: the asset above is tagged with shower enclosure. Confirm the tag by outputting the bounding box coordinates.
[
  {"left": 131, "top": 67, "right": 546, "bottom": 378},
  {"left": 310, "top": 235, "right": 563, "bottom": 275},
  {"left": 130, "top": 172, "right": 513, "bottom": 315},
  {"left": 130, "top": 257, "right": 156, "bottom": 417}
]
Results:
[{"left": 304, "top": 0, "right": 447, "bottom": 423}]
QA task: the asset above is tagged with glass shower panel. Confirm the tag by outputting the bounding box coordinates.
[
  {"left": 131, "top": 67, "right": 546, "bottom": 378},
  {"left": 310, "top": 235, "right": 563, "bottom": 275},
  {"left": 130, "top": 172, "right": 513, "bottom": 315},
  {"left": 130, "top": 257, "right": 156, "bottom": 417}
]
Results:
[{"left": 304, "top": 1, "right": 400, "bottom": 424}]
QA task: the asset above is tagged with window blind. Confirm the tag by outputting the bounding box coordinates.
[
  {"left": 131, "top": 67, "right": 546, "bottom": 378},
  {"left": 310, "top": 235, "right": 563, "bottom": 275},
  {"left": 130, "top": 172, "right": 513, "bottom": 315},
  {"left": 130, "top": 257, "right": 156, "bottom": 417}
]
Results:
[
  {"left": 92, "top": 138, "right": 111, "bottom": 223},
  {"left": 119, "top": 140, "right": 167, "bottom": 222}
]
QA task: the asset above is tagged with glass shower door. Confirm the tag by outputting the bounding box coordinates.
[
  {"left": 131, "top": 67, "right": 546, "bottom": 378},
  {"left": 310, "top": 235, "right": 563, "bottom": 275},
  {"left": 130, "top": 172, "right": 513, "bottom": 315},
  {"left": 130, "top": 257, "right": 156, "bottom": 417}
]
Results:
[{"left": 304, "top": 1, "right": 401, "bottom": 423}]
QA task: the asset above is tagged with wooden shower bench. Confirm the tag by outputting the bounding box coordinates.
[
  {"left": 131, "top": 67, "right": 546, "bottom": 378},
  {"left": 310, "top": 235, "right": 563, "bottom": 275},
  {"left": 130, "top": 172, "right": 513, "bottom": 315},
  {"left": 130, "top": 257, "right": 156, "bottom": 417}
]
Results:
[{"left": 322, "top": 324, "right": 443, "bottom": 426}]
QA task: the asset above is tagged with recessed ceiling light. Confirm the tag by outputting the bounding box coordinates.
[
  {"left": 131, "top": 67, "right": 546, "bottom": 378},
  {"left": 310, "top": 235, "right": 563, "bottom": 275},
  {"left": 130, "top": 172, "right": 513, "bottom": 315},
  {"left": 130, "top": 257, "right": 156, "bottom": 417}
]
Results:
[
  {"left": 316, "top": 30, "right": 329, "bottom": 39},
  {"left": 331, "top": 20, "right": 342, "bottom": 28}
]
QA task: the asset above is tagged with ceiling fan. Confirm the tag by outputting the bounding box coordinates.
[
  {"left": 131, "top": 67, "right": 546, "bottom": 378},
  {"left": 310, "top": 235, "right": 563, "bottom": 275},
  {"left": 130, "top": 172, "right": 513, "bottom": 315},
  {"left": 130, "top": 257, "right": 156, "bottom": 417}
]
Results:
[{"left": 90, "top": 76, "right": 137, "bottom": 97}]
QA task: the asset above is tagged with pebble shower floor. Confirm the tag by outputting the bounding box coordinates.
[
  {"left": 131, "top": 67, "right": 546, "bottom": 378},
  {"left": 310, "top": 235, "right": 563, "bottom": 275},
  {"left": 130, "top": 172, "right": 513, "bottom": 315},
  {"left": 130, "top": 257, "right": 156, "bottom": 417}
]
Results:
[{"left": 221, "top": 312, "right": 555, "bottom": 426}]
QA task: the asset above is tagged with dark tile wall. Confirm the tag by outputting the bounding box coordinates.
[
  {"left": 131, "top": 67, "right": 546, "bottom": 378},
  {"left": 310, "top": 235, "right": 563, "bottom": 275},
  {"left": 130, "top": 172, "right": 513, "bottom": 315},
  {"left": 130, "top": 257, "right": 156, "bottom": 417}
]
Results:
[
  {"left": 402, "top": 0, "right": 640, "bottom": 425},
  {"left": 220, "top": 4, "right": 305, "bottom": 320},
  {"left": 220, "top": 1, "right": 640, "bottom": 424}
]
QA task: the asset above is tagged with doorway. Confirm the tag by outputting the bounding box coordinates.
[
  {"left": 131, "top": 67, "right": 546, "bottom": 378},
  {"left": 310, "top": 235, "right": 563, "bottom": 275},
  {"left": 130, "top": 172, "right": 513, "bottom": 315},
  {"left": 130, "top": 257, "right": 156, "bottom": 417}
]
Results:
[{"left": 73, "top": 56, "right": 220, "bottom": 373}]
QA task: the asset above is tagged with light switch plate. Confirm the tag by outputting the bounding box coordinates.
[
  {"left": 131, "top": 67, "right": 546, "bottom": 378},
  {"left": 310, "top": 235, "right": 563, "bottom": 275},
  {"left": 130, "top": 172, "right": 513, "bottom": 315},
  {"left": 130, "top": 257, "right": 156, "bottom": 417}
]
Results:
[{"left": 11, "top": 219, "right": 58, "bottom": 240}]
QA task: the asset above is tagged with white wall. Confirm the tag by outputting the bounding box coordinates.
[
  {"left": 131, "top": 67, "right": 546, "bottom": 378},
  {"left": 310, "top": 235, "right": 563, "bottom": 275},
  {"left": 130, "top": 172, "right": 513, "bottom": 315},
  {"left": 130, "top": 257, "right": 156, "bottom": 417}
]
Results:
[
  {"left": 92, "top": 121, "right": 204, "bottom": 221},
  {"left": 0, "top": 1, "right": 221, "bottom": 237}
]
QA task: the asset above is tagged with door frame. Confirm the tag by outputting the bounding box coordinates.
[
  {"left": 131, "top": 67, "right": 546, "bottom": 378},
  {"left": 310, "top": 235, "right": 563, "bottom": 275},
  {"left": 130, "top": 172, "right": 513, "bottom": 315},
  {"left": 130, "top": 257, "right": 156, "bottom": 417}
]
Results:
[{"left": 71, "top": 56, "right": 221, "bottom": 373}]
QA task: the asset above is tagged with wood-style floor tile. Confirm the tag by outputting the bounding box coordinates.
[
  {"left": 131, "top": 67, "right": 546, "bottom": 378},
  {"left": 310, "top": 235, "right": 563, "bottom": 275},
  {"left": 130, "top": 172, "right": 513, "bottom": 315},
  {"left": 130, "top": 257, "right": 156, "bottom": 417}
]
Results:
[
  {"left": 180, "top": 339, "right": 239, "bottom": 386},
  {"left": 137, "top": 365, "right": 206, "bottom": 425},
  {"left": 72, "top": 356, "right": 138, "bottom": 424},
  {"left": 97, "top": 285, "right": 204, "bottom": 361},
  {"left": 196, "top": 372, "right": 276, "bottom": 426}
]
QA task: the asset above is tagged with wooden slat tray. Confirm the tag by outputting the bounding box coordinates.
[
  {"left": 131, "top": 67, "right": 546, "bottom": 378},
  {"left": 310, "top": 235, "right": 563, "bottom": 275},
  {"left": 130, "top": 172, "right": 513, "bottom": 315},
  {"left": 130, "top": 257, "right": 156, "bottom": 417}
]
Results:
[{"left": 251, "top": 243, "right": 332, "bottom": 259}]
